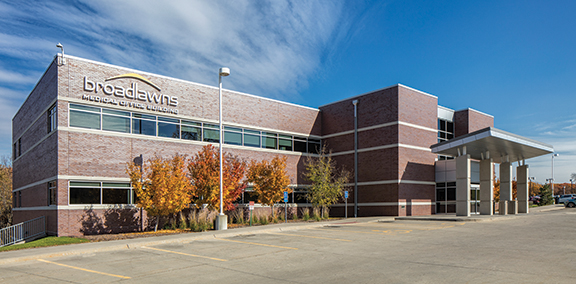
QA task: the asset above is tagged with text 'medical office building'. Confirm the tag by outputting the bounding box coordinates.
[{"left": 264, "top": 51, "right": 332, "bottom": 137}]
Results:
[{"left": 12, "top": 54, "right": 553, "bottom": 236}]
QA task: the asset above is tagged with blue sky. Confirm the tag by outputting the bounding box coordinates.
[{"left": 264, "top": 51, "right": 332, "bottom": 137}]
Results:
[{"left": 1, "top": 0, "right": 575, "bottom": 183}]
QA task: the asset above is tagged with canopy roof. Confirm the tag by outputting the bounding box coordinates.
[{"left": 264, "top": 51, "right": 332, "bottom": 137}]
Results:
[{"left": 431, "top": 127, "right": 553, "bottom": 163}]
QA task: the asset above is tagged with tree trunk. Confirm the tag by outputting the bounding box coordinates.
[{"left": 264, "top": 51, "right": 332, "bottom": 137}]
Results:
[
  {"left": 154, "top": 216, "right": 159, "bottom": 232},
  {"left": 321, "top": 206, "right": 324, "bottom": 219}
]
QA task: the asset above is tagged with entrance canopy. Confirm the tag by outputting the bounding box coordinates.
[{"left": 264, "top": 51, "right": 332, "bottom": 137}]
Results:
[{"left": 431, "top": 127, "right": 553, "bottom": 163}]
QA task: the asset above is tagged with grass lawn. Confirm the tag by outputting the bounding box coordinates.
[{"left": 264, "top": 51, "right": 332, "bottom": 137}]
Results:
[{"left": 0, "top": 237, "right": 90, "bottom": 252}]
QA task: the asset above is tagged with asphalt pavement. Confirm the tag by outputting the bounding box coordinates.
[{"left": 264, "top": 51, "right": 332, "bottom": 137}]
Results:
[{"left": 1, "top": 204, "right": 573, "bottom": 283}]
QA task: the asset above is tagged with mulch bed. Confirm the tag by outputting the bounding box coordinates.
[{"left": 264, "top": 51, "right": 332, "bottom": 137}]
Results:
[{"left": 80, "top": 219, "right": 338, "bottom": 242}]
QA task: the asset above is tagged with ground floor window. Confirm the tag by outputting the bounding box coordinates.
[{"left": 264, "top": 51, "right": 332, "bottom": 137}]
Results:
[
  {"left": 69, "top": 181, "right": 133, "bottom": 205},
  {"left": 48, "top": 181, "right": 57, "bottom": 205},
  {"left": 436, "top": 182, "right": 456, "bottom": 214}
]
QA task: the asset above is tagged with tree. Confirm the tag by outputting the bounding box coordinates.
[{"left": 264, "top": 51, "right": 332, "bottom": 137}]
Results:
[
  {"left": 247, "top": 156, "right": 290, "bottom": 216},
  {"left": 493, "top": 177, "right": 517, "bottom": 202},
  {"left": 188, "top": 145, "right": 247, "bottom": 211},
  {"left": 127, "top": 154, "right": 191, "bottom": 231},
  {"left": 0, "top": 156, "right": 12, "bottom": 228},
  {"left": 304, "top": 146, "right": 350, "bottom": 218},
  {"left": 529, "top": 180, "right": 541, "bottom": 197},
  {"left": 538, "top": 184, "right": 553, "bottom": 206}
]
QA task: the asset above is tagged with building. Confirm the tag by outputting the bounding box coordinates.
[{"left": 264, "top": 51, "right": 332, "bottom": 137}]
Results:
[{"left": 12, "top": 54, "right": 553, "bottom": 236}]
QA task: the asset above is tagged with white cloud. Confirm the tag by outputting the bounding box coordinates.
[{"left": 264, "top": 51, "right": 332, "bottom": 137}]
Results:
[
  {"left": 0, "top": 0, "right": 364, "bottom": 158},
  {"left": 0, "top": 1, "right": 354, "bottom": 101}
]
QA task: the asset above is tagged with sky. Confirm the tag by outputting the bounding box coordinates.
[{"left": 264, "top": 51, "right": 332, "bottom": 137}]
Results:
[{"left": 1, "top": 0, "right": 575, "bottom": 184}]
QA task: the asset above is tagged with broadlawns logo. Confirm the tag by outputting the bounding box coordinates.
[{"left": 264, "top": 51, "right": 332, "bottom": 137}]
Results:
[{"left": 82, "top": 73, "right": 179, "bottom": 114}]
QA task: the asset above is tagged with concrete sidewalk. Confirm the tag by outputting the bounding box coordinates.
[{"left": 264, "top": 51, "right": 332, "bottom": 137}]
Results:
[
  {"left": 395, "top": 204, "right": 565, "bottom": 222},
  {"left": 0, "top": 217, "right": 385, "bottom": 265}
]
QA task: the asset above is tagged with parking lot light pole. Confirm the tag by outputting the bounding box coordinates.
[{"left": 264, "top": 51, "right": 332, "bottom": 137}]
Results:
[
  {"left": 552, "top": 153, "right": 559, "bottom": 201},
  {"left": 570, "top": 179, "right": 574, "bottom": 194},
  {"left": 216, "top": 67, "right": 230, "bottom": 231}
]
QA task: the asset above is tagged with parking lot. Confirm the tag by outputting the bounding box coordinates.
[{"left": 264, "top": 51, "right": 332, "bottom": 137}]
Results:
[{"left": 1, "top": 205, "right": 576, "bottom": 283}]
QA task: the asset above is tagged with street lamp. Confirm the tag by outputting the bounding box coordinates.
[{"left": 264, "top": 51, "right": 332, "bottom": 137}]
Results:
[
  {"left": 56, "top": 43, "right": 65, "bottom": 65},
  {"left": 552, "top": 153, "right": 559, "bottom": 201},
  {"left": 571, "top": 179, "right": 574, "bottom": 194},
  {"left": 216, "top": 67, "right": 230, "bottom": 231}
]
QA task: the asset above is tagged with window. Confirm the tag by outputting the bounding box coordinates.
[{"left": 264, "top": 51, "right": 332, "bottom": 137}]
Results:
[
  {"left": 263, "top": 132, "right": 277, "bottom": 149},
  {"left": 70, "top": 104, "right": 101, "bottom": 129},
  {"left": 203, "top": 124, "right": 219, "bottom": 143},
  {"left": 181, "top": 121, "right": 201, "bottom": 141},
  {"left": 437, "top": 118, "right": 455, "bottom": 160},
  {"left": 132, "top": 113, "right": 156, "bottom": 136},
  {"left": 224, "top": 126, "right": 242, "bottom": 145},
  {"left": 48, "top": 181, "right": 57, "bottom": 205},
  {"left": 308, "top": 139, "right": 321, "bottom": 154},
  {"left": 18, "top": 191, "right": 21, "bottom": 207},
  {"left": 158, "top": 117, "right": 180, "bottom": 138},
  {"left": 243, "top": 129, "right": 261, "bottom": 148},
  {"left": 69, "top": 181, "right": 133, "bottom": 205},
  {"left": 294, "top": 137, "right": 307, "bottom": 153},
  {"left": 67, "top": 103, "right": 321, "bottom": 154},
  {"left": 13, "top": 138, "right": 21, "bottom": 159},
  {"left": 102, "top": 109, "right": 130, "bottom": 133},
  {"left": 48, "top": 104, "right": 57, "bottom": 133},
  {"left": 279, "top": 135, "right": 292, "bottom": 151},
  {"left": 102, "top": 183, "right": 131, "bottom": 204}
]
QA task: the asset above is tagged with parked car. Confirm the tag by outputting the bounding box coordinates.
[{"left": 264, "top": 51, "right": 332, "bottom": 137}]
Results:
[
  {"left": 558, "top": 194, "right": 576, "bottom": 204},
  {"left": 530, "top": 196, "right": 541, "bottom": 205},
  {"left": 564, "top": 198, "right": 576, "bottom": 208}
]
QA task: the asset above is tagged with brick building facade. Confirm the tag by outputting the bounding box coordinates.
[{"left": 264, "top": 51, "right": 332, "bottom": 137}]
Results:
[{"left": 12, "top": 55, "right": 493, "bottom": 236}]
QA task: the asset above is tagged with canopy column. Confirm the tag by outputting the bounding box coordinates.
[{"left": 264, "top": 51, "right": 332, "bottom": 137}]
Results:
[
  {"left": 456, "top": 154, "right": 471, "bottom": 216},
  {"left": 517, "top": 163, "right": 529, "bottom": 213},
  {"left": 500, "top": 161, "right": 517, "bottom": 214},
  {"left": 479, "top": 158, "right": 494, "bottom": 215}
]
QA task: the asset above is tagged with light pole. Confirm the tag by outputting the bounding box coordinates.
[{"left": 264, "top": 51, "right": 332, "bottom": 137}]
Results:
[
  {"left": 216, "top": 67, "right": 230, "bottom": 230},
  {"left": 352, "top": 100, "right": 358, "bottom": 217},
  {"left": 571, "top": 179, "right": 574, "bottom": 194},
  {"left": 552, "top": 153, "right": 559, "bottom": 201}
]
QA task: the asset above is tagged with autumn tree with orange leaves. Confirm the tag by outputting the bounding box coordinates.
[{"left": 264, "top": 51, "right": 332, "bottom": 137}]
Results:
[
  {"left": 188, "top": 145, "right": 247, "bottom": 211},
  {"left": 127, "top": 154, "right": 191, "bottom": 231},
  {"left": 493, "top": 175, "right": 517, "bottom": 202},
  {"left": 247, "top": 155, "right": 291, "bottom": 216}
]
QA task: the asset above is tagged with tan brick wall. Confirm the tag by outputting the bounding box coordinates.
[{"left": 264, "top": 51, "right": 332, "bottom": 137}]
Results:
[{"left": 60, "top": 57, "right": 321, "bottom": 136}]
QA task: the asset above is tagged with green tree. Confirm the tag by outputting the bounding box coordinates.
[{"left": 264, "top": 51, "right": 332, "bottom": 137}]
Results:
[
  {"left": 538, "top": 184, "right": 553, "bottom": 206},
  {"left": 0, "top": 156, "right": 12, "bottom": 228},
  {"left": 304, "top": 146, "right": 350, "bottom": 218},
  {"left": 247, "top": 156, "right": 291, "bottom": 217},
  {"left": 127, "top": 154, "right": 191, "bottom": 231}
]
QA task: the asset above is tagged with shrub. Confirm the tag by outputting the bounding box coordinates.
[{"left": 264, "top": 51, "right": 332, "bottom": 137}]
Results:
[
  {"left": 312, "top": 208, "right": 321, "bottom": 221},
  {"left": 258, "top": 215, "right": 269, "bottom": 225},
  {"left": 302, "top": 208, "right": 310, "bottom": 221},
  {"left": 188, "top": 208, "right": 217, "bottom": 232},
  {"left": 292, "top": 211, "right": 299, "bottom": 220},
  {"left": 229, "top": 208, "right": 245, "bottom": 224}
]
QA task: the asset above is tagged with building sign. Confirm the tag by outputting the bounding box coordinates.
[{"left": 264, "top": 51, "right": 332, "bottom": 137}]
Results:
[{"left": 82, "top": 73, "right": 179, "bottom": 114}]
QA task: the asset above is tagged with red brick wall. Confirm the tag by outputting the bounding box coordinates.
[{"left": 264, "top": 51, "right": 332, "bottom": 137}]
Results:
[
  {"left": 321, "top": 85, "right": 437, "bottom": 217},
  {"left": 454, "top": 108, "right": 494, "bottom": 137},
  {"left": 12, "top": 59, "right": 58, "bottom": 140}
]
